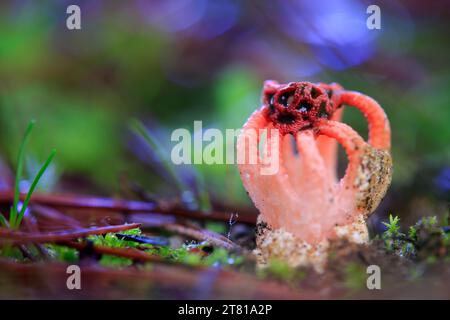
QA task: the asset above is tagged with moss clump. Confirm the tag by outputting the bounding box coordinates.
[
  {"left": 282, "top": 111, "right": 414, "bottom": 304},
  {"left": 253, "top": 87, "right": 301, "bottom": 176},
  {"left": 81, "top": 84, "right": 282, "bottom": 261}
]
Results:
[
  {"left": 85, "top": 230, "right": 243, "bottom": 268},
  {"left": 380, "top": 214, "right": 449, "bottom": 261},
  {"left": 343, "top": 262, "right": 367, "bottom": 291},
  {"left": 177, "top": 242, "right": 244, "bottom": 267},
  {"left": 46, "top": 244, "right": 79, "bottom": 263},
  {"left": 87, "top": 228, "right": 148, "bottom": 249},
  {"left": 99, "top": 255, "right": 133, "bottom": 268},
  {"left": 257, "top": 258, "right": 305, "bottom": 283}
]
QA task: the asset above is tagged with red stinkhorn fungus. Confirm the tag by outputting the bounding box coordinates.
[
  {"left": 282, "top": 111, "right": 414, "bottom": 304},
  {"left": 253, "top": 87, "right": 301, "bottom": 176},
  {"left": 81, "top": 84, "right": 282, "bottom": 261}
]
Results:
[{"left": 237, "top": 81, "right": 392, "bottom": 271}]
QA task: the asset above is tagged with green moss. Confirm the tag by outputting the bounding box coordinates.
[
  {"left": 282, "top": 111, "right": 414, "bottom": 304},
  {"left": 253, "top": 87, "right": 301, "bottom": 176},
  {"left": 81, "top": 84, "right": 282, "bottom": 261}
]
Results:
[
  {"left": 86, "top": 229, "right": 149, "bottom": 249},
  {"left": 258, "top": 259, "right": 305, "bottom": 283},
  {"left": 380, "top": 214, "right": 449, "bottom": 261},
  {"left": 181, "top": 253, "right": 203, "bottom": 266},
  {"left": 382, "top": 214, "right": 406, "bottom": 253},
  {"left": 99, "top": 255, "right": 133, "bottom": 268},
  {"left": 120, "top": 228, "right": 142, "bottom": 236},
  {"left": 147, "top": 245, "right": 189, "bottom": 261},
  {"left": 45, "top": 244, "right": 79, "bottom": 263},
  {"left": 202, "top": 247, "right": 244, "bottom": 267},
  {"left": 0, "top": 246, "right": 24, "bottom": 260},
  {"left": 343, "top": 263, "right": 367, "bottom": 291},
  {"left": 84, "top": 229, "right": 156, "bottom": 268},
  {"left": 1, "top": 226, "right": 244, "bottom": 269}
]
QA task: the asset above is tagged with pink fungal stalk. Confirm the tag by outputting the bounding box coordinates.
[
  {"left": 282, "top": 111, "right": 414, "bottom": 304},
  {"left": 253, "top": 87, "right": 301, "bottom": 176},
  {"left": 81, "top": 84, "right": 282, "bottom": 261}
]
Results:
[{"left": 237, "top": 81, "right": 392, "bottom": 270}]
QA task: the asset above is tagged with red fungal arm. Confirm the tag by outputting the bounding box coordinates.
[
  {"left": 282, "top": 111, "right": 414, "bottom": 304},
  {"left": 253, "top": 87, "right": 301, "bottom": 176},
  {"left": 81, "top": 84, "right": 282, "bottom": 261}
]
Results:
[
  {"left": 295, "top": 131, "right": 326, "bottom": 181},
  {"left": 337, "top": 91, "right": 391, "bottom": 150},
  {"left": 312, "top": 82, "right": 343, "bottom": 180},
  {"left": 237, "top": 109, "right": 294, "bottom": 210},
  {"left": 281, "top": 135, "right": 303, "bottom": 188},
  {"left": 315, "top": 107, "right": 343, "bottom": 180},
  {"left": 238, "top": 108, "right": 268, "bottom": 166},
  {"left": 295, "top": 131, "right": 328, "bottom": 197},
  {"left": 316, "top": 119, "right": 367, "bottom": 189}
]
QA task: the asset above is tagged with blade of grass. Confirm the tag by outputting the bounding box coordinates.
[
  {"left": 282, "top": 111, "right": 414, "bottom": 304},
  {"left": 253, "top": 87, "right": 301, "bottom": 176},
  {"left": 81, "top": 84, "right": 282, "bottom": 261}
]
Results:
[
  {"left": 0, "top": 213, "right": 9, "bottom": 228},
  {"left": 9, "top": 120, "right": 36, "bottom": 227},
  {"left": 130, "top": 119, "right": 190, "bottom": 193},
  {"left": 13, "top": 149, "right": 56, "bottom": 229},
  {"left": 194, "top": 170, "right": 212, "bottom": 212},
  {"left": 130, "top": 119, "right": 214, "bottom": 211}
]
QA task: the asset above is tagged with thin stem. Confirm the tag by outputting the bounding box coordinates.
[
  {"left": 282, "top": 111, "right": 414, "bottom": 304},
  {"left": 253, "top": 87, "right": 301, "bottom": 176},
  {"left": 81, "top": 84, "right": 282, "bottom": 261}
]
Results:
[
  {"left": 13, "top": 149, "right": 56, "bottom": 229},
  {"left": 0, "top": 213, "right": 9, "bottom": 228},
  {"left": 0, "top": 223, "right": 141, "bottom": 243},
  {"left": 10, "top": 120, "right": 36, "bottom": 227},
  {"left": 129, "top": 119, "right": 190, "bottom": 193}
]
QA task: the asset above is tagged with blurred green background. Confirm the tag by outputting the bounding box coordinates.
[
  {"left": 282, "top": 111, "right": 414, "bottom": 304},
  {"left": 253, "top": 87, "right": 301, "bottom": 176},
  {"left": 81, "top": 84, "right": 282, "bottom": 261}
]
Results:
[{"left": 0, "top": 0, "right": 448, "bottom": 227}]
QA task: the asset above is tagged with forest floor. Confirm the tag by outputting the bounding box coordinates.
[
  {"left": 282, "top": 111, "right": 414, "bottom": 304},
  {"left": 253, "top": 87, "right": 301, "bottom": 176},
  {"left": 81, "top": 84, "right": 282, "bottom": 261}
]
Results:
[{"left": 0, "top": 190, "right": 449, "bottom": 299}]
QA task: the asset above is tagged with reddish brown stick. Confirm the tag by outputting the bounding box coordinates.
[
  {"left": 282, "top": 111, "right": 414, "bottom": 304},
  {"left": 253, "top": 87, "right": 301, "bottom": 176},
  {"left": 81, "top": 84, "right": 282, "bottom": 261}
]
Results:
[
  {"left": 0, "top": 223, "right": 141, "bottom": 243},
  {"left": 162, "top": 223, "right": 241, "bottom": 251},
  {"left": 58, "top": 240, "right": 164, "bottom": 263},
  {"left": 0, "top": 190, "right": 257, "bottom": 224},
  {"left": 0, "top": 191, "right": 156, "bottom": 212}
]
